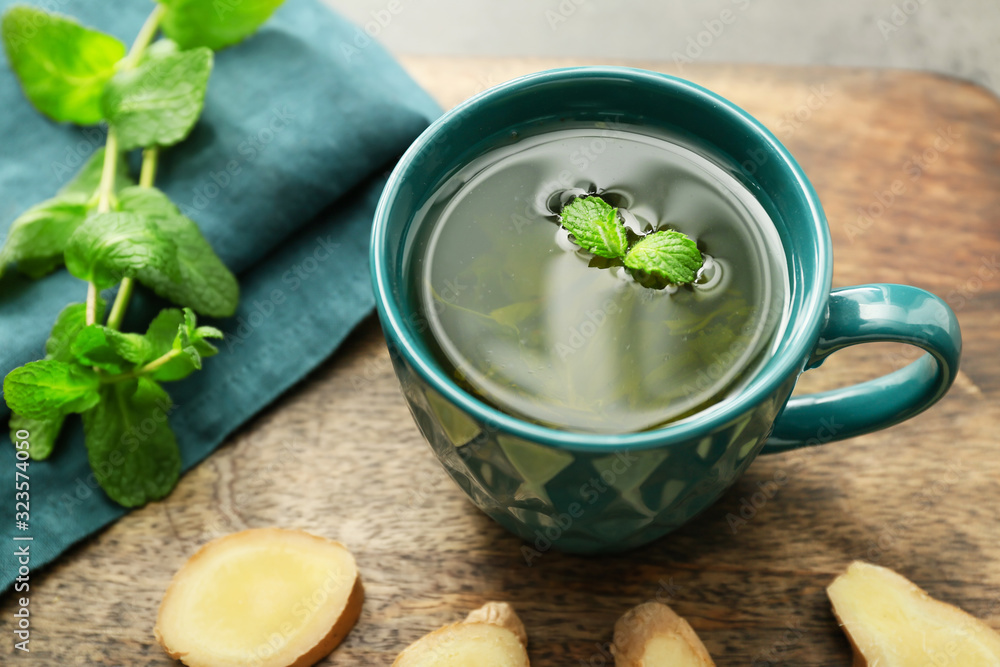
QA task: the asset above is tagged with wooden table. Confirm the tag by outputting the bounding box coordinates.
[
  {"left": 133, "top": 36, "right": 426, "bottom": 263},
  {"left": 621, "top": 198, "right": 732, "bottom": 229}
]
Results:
[{"left": 3, "top": 57, "right": 999, "bottom": 665}]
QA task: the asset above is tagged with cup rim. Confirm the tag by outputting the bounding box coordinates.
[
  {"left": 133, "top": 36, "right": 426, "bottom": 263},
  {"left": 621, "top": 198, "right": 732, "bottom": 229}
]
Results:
[{"left": 371, "top": 66, "right": 832, "bottom": 451}]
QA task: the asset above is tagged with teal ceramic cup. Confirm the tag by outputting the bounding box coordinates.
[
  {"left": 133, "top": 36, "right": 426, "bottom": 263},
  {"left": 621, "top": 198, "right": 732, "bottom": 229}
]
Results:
[{"left": 370, "top": 67, "right": 962, "bottom": 554}]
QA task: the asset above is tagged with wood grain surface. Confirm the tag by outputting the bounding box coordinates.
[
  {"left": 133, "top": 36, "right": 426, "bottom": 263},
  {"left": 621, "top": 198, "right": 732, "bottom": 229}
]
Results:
[{"left": 3, "top": 57, "right": 999, "bottom": 666}]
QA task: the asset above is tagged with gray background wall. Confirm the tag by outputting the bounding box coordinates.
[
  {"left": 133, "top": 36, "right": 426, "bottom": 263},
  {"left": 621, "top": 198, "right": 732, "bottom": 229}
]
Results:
[{"left": 329, "top": 0, "right": 1000, "bottom": 94}]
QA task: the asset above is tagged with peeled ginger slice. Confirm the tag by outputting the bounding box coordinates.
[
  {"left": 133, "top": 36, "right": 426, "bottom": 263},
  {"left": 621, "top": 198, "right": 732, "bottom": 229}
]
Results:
[
  {"left": 612, "top": 601, "right": 715, "bottom": 666},
  {"left": 155, "top": 528, "right": 363, "bottom": 667},
  {"left": 827, "top": 561, "right": 1000, "bottom": 666},
  {"left": 393, "top": 601, "right": 530, "bottom": 667}
]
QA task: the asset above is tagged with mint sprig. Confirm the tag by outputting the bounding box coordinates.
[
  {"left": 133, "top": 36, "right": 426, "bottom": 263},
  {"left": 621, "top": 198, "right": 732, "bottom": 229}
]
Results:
[
  {"left": 559, "top": 196, "right": 704, "bottom": 285},
  {"left": 0, "top": 1, "right": 285, "bottom": 505}
]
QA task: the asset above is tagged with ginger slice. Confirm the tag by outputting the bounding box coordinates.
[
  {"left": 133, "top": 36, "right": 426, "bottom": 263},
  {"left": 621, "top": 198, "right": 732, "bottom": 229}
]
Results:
[
  {"left": 393, "top": 601, "right": 530, "bottom": 667},
  {"left": 611, "top": 601, "right": 715, "bottom": 667},
  {"left": 828, "top": 561, "right": 1000, "bottom": 666},
  {"left": 155, "top": 528, "right": 363, "bottom": 667}
]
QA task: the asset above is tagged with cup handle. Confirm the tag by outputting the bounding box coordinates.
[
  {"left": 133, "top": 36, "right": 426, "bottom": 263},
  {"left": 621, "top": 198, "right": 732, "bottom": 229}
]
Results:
[{"left": 762, "top": 284, "right": 961, "bottom": 453}]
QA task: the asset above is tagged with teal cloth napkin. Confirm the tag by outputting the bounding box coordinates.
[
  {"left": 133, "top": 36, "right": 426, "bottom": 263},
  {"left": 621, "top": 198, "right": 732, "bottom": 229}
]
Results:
[{"left": 0, "top": 0, "right": 439, "bottom": 590}]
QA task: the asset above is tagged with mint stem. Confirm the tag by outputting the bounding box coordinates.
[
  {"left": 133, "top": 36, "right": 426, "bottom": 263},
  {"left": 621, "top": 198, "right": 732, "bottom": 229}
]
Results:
[
  {"left": 107, "top": 147, "right": 158, "bottom": 331},
  {"left": 100, "top": 348, "right": 181, "bottom": 383},
  {"left": 95, "top": 128, "right": 118, "bottom": 215},
  {"left": 101, "top": 9, "right": 163, "bottom": 331},
  {"left": 86, "top": 128, "right": 119, "bottom": 326},
  {"left": 139, "top": 147, "right": 159, "bottom": 188},
  {"left": 105, "top": 278, "right": 133, "bottom": 331},
  {"left": 86, "top": 283, "right": 99, "bottom": 325},
  {"left": 123, "top": 5, "right": 164, "bottom": 68}
]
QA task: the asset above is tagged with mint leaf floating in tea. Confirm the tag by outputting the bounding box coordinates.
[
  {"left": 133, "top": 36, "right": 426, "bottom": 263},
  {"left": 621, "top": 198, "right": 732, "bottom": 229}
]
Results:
[
  {"left": 558, "top": 195, "right": 704, "bottom": 285},
  {"left": 624, "top": 230, "right": 704, "bottom": 285},
  {"left": 559, "top": 196, "right": 629, "bottom": 259}
]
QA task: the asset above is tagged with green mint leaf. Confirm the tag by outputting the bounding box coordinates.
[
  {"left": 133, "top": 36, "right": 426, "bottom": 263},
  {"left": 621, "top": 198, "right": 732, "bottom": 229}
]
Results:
[
  {"left": 58, "top": 147, "right": 135, "bottom": 199},
  {"left": 559, "top": 196, "right": 629, "bottom": 259},
  {"left": 9, "top": 300, "right": 105, "bottom": 459},
  {"left": 1, "top": 6, "right": 125, "bottom": 124},
  {"left": 0, "top": 195, "right": 90, "bottom": 278},
  {"left": 143, "top": 309, "right": 198, "bottom": 381},
  {"left": 3, "top": 359, "right": 101, "bottom": 420},
  {"left": 71, "top": 324, "right": 151, "bottom": 374},
  {"left": 9, "top": 413, "right": 64, "bottom": 461},
  {"left": 172, "top": 307, "right": 207, "bottom": 369},
  {"left": 82, "top": 381, "right": 181, "bottom": 507},
  {"left": 145, "top": 309, "right": 185, "bottom": 358},
  {"left": 176, "top": 339, "right": 202, "bottom": 371},
  {"left": 45, "top": 301, "right": 106, "bottom": 362},
  {"left": 158, "top": 0, "right": 286, "bottom": 50},
  {"left": 195, "top": 325, "right": 224, "bottom": 343},
  {"left": 623, "top": 230, "right": 704, "bottom": 285},
  {"left": 102, "top": 47, "right": 214, "bottom": 151},
  {"left": 118, "top": 186, "right": 239, "bottom": 316},
  {"left": 0, "top": 146, "right": 137, "bottom": 277},
  {"left": 131, "top": 376, "right": 171, "bottom": 406},
  {"left": 64, "top": 211, "right": 180, "bottom": 290},
  {"left": 185, "top": 310, "right": 218, "bottom": 353}
]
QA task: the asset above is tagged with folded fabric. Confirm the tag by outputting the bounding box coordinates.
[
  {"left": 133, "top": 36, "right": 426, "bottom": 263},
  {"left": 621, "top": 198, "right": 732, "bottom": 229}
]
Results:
[{"left": 0, "top": 0, "right": 440, "bottom": 590}]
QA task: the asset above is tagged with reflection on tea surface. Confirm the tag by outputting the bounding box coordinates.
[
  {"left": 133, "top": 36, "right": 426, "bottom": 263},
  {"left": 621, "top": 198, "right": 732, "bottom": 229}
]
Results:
[{"left": 409, "top": 124, "right": 788, "bottom": 433}]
